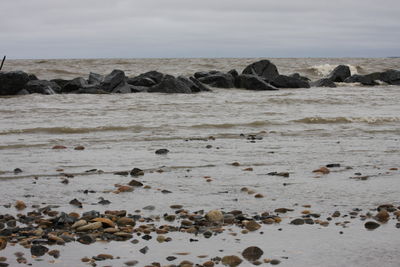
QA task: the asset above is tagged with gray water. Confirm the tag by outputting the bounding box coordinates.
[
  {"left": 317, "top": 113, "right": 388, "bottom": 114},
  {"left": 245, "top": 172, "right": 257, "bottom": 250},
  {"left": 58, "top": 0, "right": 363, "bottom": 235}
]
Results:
[{"left": 0, "top": 58, "right": 399, "bottom": 267}]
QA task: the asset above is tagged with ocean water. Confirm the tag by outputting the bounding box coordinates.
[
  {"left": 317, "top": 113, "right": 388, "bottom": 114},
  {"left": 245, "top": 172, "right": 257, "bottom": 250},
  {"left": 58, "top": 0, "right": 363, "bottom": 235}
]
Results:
[{"left": 0, "top": 58, "right": 399, "bottom": 267}]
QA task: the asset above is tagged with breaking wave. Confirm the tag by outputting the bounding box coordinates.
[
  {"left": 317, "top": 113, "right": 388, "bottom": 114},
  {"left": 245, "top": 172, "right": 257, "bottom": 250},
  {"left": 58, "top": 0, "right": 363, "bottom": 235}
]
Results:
[{"left": 301, "top": 64, "right": 363, "bottom": 77}]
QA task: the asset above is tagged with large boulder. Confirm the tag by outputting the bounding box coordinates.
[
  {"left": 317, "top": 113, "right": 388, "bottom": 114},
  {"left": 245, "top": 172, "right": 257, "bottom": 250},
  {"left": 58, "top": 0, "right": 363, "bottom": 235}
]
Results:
[
  {"left": 289, "top": 73, "right": 310, "bottom": 82},
  {"left": 100, "top": 69, "right": 126, "bottom": 92},
  {"left": 0, "top": 71, "right": 30, "bottom": 95},
  {"left": 24, "top": 80, "right": 61, "bottom": 94},
  {"left": 344, "top": 74, "right": 378, "bottom": 86},
  {"left": 271, "top": 75, "right": 310, "bottom": 88},
  {"left": 148, "top": 75, "right": 192, "bottom": 93},
  {"left": 327, "top": 65, "right": 351, "bottom": 82},
  {"left": 74, "top": 86, "right": 110, "bottom": 94},
  {"left": 311, "top": 78, "right": 337, "bottom": 88},
  {"left": 127, "top": 71, "right": 164, "bottom": 87},
  {"left": 62, "top": 77, "right": 88, "bottom": 93},
  {"left": 198, "top": 72, "right": 235, "bottom": 88},
  {"left": 242, "top": 60, "right": 279, "bottom": 82},
  {"left": 236, "top": 74, "right": 278, "bottom": 90},
  {"left": 51, "top": 79, "right": 70, "bottom": 90},
  {"left": 178, "top": 76, "right": 211, "bottom": 92},
  {"left": 88, "top": 72, "right": 104, "bottom": 85},
  {"left": 380, "top": 69, "right": 400, "bottom": 85},
  {"left": 194, "top": 70, "right": 219, "bottom": 79}
]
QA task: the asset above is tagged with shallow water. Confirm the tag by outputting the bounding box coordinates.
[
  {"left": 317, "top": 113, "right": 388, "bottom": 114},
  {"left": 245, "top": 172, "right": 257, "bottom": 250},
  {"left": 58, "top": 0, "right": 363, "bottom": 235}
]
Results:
[{"left": 0, "top": 58, "right": 399, "bottom": 266}]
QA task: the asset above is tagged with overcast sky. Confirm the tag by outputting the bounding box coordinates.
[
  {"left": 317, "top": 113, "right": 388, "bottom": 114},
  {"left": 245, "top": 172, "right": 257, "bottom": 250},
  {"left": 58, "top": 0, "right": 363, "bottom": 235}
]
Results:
[{"left": 1, "top": 0, "right": 399, "bottom": 59}]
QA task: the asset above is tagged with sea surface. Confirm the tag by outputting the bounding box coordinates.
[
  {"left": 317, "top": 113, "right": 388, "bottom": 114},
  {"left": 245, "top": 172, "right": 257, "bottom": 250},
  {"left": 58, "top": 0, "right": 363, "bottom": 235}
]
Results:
[{"left": 0, "top": 58, "right": 399, "bottom": 267}]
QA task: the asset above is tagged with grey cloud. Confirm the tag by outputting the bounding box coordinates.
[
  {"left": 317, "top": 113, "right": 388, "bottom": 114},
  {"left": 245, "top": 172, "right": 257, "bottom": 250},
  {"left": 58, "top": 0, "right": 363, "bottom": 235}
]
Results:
[{"left": 0, "top": 0, "right": 399, "bottom": 58}]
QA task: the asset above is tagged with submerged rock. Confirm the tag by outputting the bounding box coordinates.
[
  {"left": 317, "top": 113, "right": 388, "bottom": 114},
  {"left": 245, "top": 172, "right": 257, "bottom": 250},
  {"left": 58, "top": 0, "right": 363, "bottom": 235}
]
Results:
[{"left": 311, "top": 78, "right": 336, "bottom": 88}]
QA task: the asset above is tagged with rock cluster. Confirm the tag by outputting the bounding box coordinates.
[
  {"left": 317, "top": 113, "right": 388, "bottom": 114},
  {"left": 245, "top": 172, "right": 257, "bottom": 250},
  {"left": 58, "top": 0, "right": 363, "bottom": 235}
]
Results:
[{"left": 2, "top": 60, "right": 396, "bottom": 95}]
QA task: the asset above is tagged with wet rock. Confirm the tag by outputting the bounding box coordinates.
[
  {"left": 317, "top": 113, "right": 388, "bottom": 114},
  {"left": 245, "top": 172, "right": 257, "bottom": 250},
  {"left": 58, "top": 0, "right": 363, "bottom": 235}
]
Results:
[
  {"left": 155, "top": 148, "right": 169, "bottom": 155},
  {"left": 148, "top": 74, "right": 193, "bottom": 93},
  {"left": 24, "top": 80, "right": 60, "bottom": 94},
  {"left": 326, "top": 163, "right": 341, "bottom": 168},
  {"left": 242, "top": 246, "right": 264, "bottom": 261},
  {"left": 88, "top": 72, "right": 104, "bottom": 84},
  {"left": 245, "top": 221, "right": 261, "bottom": 231},
  {"left": 242, "top": 60, "right": 279, "bottom": 82},
  {"left": 380, "top": 69, "right": 400, "bottom": 85},
  {"left": 0, "top": 238, "right": 7, "bottom": 250},
  {"left": 117, "top": 185, "right": 134, "bottom": 193},
  {"left": 221, "top": 255, "right": 243, "bottom": 266},
  {"left": 311, "top": 78, "right": 336, "bottom": 88},
  {"left": 178, "top": 76, "right": 211, "bottom": 92},
  {"left": 130, "top": 168, "right": 144, "bottom": 176},
  {"left": 124, "top": 260, "right": 139, "bottom": 266},
  {"left": 271, "top": 75, "right": 310, "bottom": 88},
  {"left": 290, "top": 218, "right": 305, "bottom": 225},
  {"left": 127, "top": 71, "right": 164, "bottom": 86},
  {"left": 327, "top": 65, "right": 351, "bottom": 82},
  {"left": 77, "top": 234, "right": 96, "bottom": 244},
  {"left": 69, "top": 198, "right": 83, "bottom": 208},
  {"left": 344, "top": 74, "right": 378, "bottom": 86},
  {"left": 203, "top": 261, "right": 215, "bottom": 267},
  {"left": 270, "top": 259, "right": 281, "bottom": 265},
  {"left": 0, "top": 71, "right": 30, "bottom": 95},
  {"left": 100, "top": 69, "right": 126, "bottom": 92},
  {"left": 77, "top": 222, "right": 103, "bottom": 231},
  {"left": 375, "top": 210, "right": 389, "bottom": 223},
  {"left": 48, "top": 250, "right": 60, "bottom": 258},
  {"left": 198, "top": 72, "right": 235, "bottom": 88},
  {"left": 52, "top": 145, "right": 67, "bottom": 149},
  {"left": 30, "top": 244, "right": 49, "bottom": 257},
  {"left": 13, "top": 168, "right": 23, "bottom": 174},
  {"left": 15, "top": 200, "right": 26, "bottom": 210},
  {"left": 236, "top": 74, "right": 277, "bottom": 90},
  {"left": 313, "top": 167, "right": 330, "bottom": 174},
  {"left": 117, "top": 217, "right": 135, "bottom": 226},
  {"left": 206, "top": 210, "right": 224, "bottom": 222},
  {"left": 92, "top": 217, "right": 115, "bottom": 228},
  {"left": 377, "top": 204, "right": 396, "bottom": 212},
  {"left": 274, "top": 208, "right": 294, "bottom": 213},
  {"left": 74, "top": 145, "right": 85, "bottom": 150},
  {"left": 97, "top": 254, "right": 114, "bottom": 260},
  {"left": 114, "top": 171, "right": 129, "bottom": 176},
  {"left": 139, "top": 246, "right": 149, "bottom": 254},
  {"left": 332, "top": 211, "right": 341, "bottom": 218},
  {"left": 128, "top": 179, "right": 143, "bottom": 187},
  {"left": 365, "top": 221, "right": 380, "bottom": 230}
]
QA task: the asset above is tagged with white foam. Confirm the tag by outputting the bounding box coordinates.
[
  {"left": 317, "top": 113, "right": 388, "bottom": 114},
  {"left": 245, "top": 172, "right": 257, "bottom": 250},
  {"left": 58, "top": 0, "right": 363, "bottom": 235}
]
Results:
[{"left": 310, "top": 64, "right": 359, "bottom": 76}]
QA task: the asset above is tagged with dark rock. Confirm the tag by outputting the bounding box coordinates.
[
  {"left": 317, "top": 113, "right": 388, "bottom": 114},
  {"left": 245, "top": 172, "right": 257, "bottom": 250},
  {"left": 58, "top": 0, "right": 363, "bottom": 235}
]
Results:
[
  {"left": 155, "top": 149, "right": 169, "bottom": 155},
  {"left": 290, "top": 218, "right": 305, "bottom": 225},
  {"left": 166, "top": 256, "right": 177, "bottom": 261},
  {"left": 50, "top": 78, "right": 70, "bottom": 89},
  {"left": 69, "top": 198, "right": 82, "bottom": 208},
  {"left": 148, "top": 75, "right": 192, "bottom": 93},
  {"left": 236, "top": 74, "right": 277, "bottom": 90},
  {"left": 48, "top": 250, "right": 60, "bottom": 258},
  {"left": 111, "top": 83, "right": 132, "bottom": 94},
  {"left": 326, "top": 163, "right": 341, "bottom": 168},
  {"left": 194, "top": 71, "right": 213, "bottom": 79},
  {"left": 16, "top": 89, "right": 30, "bottom": 95},
  {"left": 98, "top": 198, "right": 111, "bottom": 205},
  {"left": 127, "top": 71, "right": 164, "bottom": 86},
  {"left": 271, "top": 75, "right": 310, "bottom": 88},
  {"left": 128, "top": 179, "right": 143, "bottom": 187},
  {"left": 364, "top": 221, "right": 380, "bottom": 230},
  {"left": 100, "top": 69, "right": 126, "bottom": 92},
  {"left": 82, "top": 210, "right": 100, "bottom": 220},
  {"left": 54, "top": 212, "right": 76, "bottom": 225},
  {"left": 124, "top": 260, "right": 139, "bottom": 266},
  {"left": 28, "top": 74, "right": 38, "bottom": 80},
  {"left": 311, "top": 78, "right": 337, "bottom": 87},
  {"left": 242, "top": 246, "right": 264, "bottom": 261},
  {"left": 88, "top": 72, "right": 104, "bottom": 84},
  {"left": 30, "top": 245, "right": 49, "bottom": 257},
  {"left": 198, "top": 72, "right": 235, "bottom": 88},
  {"left": 327, "top": 65, "right": 351, "bottom": 82},
  {"left": 130, "top": 168, "right": 144, "bottom": 176},
  {"left": 139, "top": 246, "right": 149, "bottom": 254},
  {"left": 380, "top": 69, "right": 400, "bottom": 85},
  {"left": 344, "top": 74, "right": 378, "bottom": 86},
  {"left": 289, "top": 73, "right": 310, "bottom": 81},
  {"left": 270, "top": 259, "right": 281, "bottom": 265},
  {"left": 228, "top": 69, "right": 239, "bottom": 79},
  {"left": 74, "top": 87, "right": 110, "bottom": 94},
  {"left": 242, "top": 60, "right": 279, "bottom": 82},
  {"left": 178, "top": 76, "right": 211, "bottom": 92},
  {"left": 24, "top": 80, "right": 61, "bottom": 94},
  {"left": 0, "top": 263, "right": 9, "bottom": 267},
  {"left": 62, "top": 77, "right": 88, "bottom": 93},
  {"left": 13, "top": 168, "right": 23, "bottom": 174},
  {"left": 0, "top": 71, "right": 30, "bottom": 95},
  {"left": 77, "top": 235, "right": 96, "bottom": 244}
]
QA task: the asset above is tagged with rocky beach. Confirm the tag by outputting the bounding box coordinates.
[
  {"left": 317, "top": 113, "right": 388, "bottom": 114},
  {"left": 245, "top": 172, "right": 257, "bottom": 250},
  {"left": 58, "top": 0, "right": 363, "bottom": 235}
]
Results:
[{"left": 0, "top": 58, "right": 400, "bottom": 267}]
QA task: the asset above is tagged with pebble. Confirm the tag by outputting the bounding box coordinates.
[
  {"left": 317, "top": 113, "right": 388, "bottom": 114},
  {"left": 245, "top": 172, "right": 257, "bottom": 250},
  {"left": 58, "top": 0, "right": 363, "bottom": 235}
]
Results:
[
  {"left": 92, "top": 217, "right": 115, "bottom": 227},
  {"left": 365, "top": 221, "right": 380, "bottom": 230},
  {"left": 155, "top": 149, "right": 169, "bottom": 155},
  {"left": 244, "top": 221, "right": 261, "bottom": 231},
  {"left": 254, "top": 193, "right": 264, "bottom": 198},
  {"left": 15, "top": 200, "right": 26, "bottom": 210},
  {"left": 203, "top": 261, "right": 215, "bottom": 267},
  {"left": 270, "top": 259, "right": 281, "bottom": 265},
  {"left": 166, "top": 256, "right": 177, "bottom": 261},
  {"left": 14, "top": 168, "right": 23, "bottom": 174},
  {"left": 0, "top": 257, "right": 6, "bottom": 262},
  {"left": 52, "top": 145, "right": 67, "bottom": 149},
  {"left": 206, "top": 210, "right": 224, "bottom": 222},
  {"left": 221, "top": 255, "right": 243, "bottom": 267},
  {"left": 274, "top": 208, "right": 294, "bottom": 213},
  {"left": 71, "top": 219, "right": 87, "bottom": 229},
  {"left": 128, "top": 179, "right": 143, "bottom": 187},
  {"left": 290, "top": 218, "right": 305, "bottom": 225},
  {"left": 130, "top": 168, "right": 144, "bottom": 176},
  {"left": 139, "top": 246, "right": 149, "bottom": 254},
  {"left": 74, "top": 145, "right": 85, "bottom": 150},
  {"left": 69, "top": 198, "right": 83, "bottom": 208},
  {"left": 30, "top": 244, "right": 49, "bottom": 257},
  {"left": 124, "top": 260, "right": 139, "bottom": 266},
  {"left": 242, "top": 246, "right": 264, "bottom": 261},
  {"left": 77, "top": 235, "right": 96, "bottom": 244},
  {"left": 48, "top": 250, "right": 60, "bottom": 258},
  {"left": 77, "top": 222, "right": 102, "bottom": 231},
  {"left": 97, "top": 254, "right": 113, "bottom": 260},
  {"left": 312, "top": 167, "right": 330, "bottom": 174},
  {"left": 375, "top": 210, "right": 390, "bottom": 223},
  {"left": 0, "top": 239, "right": 7, "bottom": 250}
]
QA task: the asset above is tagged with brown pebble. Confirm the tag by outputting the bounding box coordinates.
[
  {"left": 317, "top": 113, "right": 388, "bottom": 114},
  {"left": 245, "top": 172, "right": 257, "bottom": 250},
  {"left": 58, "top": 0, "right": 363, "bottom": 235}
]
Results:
[
  {"left": 0, "top": 257, "right": 7, "bottom": 262},
  {"left": 231, "top": 162, "right": 240, "bottom": 166},
  {"left": 243, "top": 167, "right": 253, "bottom": 171},
  {"left": 375, "top": 210, "right": 390, "bottom": 223},
  {"left": 245, "top": 221, "right": 261, "bottom": 231},
  {"left": 0, "top": 238, "right": 7, "bottom": 250},
  {"left": 312, "top": 167, "right": 330, "bottom": 174},
  {"left": 97, "top": 254, "right": 113, "bottom": 260},
  {"left": 221, "top": 255, "right": 243, "bottom": 267},
  {"left": 170, "top": 205, "right": 183, "bottom": 209},
  {"left": 48, "top": 250, "right": 60, "bottom": 258},
  {"left": 203, "top": 260, "right": 215, "bottom": 267},
  {"left": 52, "top": 145, "right": 67, "bottom": 149},
  {"left": 242, "top": 246, "right": 264, "bottom": 261},
  {"left": 254, "top": 193, "right": 264, "bottom": 198},
  {"left": 15, "top": 200, "right": 26, "bottom": 210},
  {"left": 81, "top": 257, "right": 91, "bottom": 262},
  {"left": 74, "top": 146, "right": 85, "bottom": 150},
  {"left": 92, "top": 218, "right": 115, "bottom": 228}
]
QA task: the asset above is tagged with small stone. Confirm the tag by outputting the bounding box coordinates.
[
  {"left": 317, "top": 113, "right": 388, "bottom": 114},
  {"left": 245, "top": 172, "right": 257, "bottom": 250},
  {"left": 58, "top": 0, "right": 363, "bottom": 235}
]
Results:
[
  {"left": 332, "top": 211, "right": 341, "bottom": 217},
  {"left": 92, "top": 217, "right": 115, "bottom": 227},
  {"left": 245, "top": 221, "right": 261, "bottom": 231},
  {"left": 117, "top": 185, "right": 134, "bottom": 193},
  {"left": 312, "top": 167, "right": 330, "bottom": 174},
  {"left": 139, "top": 246, "right": 149, "bottom": 254},
  {"left": 155, "top": 149, "right": 169, "bottom": 155},
  {"left": 71, "top": 219, "right": 87, "bottom": 229},
  {"left": 15, "top": 200, "right": 26, "bottom": 210},
  {"left": 117, "top": 217, "right": 135, "bottom": 226},
  {"left": 77, "top": 235, "right": 96, "bottom": 245},
  {"left": 365, "top": 221, "right": 380, "bottom": 230},
  {"left": 270, "top": 259, "right": 281, "bottom": 265},
  {"left": 290, "top": 218, "right": 305, "bottom": 225},
  {"left": 206, "top": 210, "right": 224, "bottom": 222},
  {"left": 14, "top": 168, "right": 23, "bottom": 174},
  {"left": 164, "top": 214, "right": 176, "bottom": 221},
  {"left": 48, "top": 250, "right": 60, "bottom": 258},
  {"left": 170, "top": 204, "right": 183, "bottom": 209},
  {"left": 0, "top": 239, "right": 7, "bottom": 250},
  {"left": 97, "top": 254, "right": 113, "bottom": 260},
  {"left": 166, "top": 256, "right": 177, "bottom": 261},
  {"left": 114, "top": 171, "right": 129, "bottom": 176},
  {"left": 74, "top": 146, "right": 85, "bottom": 150},
  {"left": 242, "top": 246, "right": 264, "bottom": 261},
  {"left": 203, "top": 261, "right": 215, "bottom": 267},
  {"left": 128, "top": 179, "right": 143, "bottom": 187},
  {"left": 0, "top": 257, "right": 6, "bottom": 262},
  {"left": 81, "top": 257, "right": 91, "bottom": 262},
  {"left": 30, "top": 245, "right": 49, "bottom": 257},
  {"left": 52, "top": 145, "right": 67, "bottom": 149},
  {"left": 69, "top": 198, "right": 83, "bottom": 208},
  {"left": 243, "top": 167, "right": 253, "bottom": 171},
  {"left": 124, "top": 260, "right": 138, "bottom": 266},
  {"left": 130, "top": 168, "right": 144, "bottom": 176},
  {"left": 143, "top": 205, "right": 155, "bottom": 211},
  {"left": 326, "top": 163, "right": 341, "bottom": 168},
  {"left": 274, "top": 208, "right": 293, "bottom": 213},
  {"left": 254, "top": 193, "right": 264, "bottom": 198},
  {"left": 77, "top": 221, "right": 103, "bottom": 231},
  {"left": 232, "top": 162, "right": 240, "bottom": 166},
  {"left": 221, "top": 255, "right": 243, "bottom": 266},
  {"left": 375, "top": 210, "right": 390, "bottom": 223}
]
